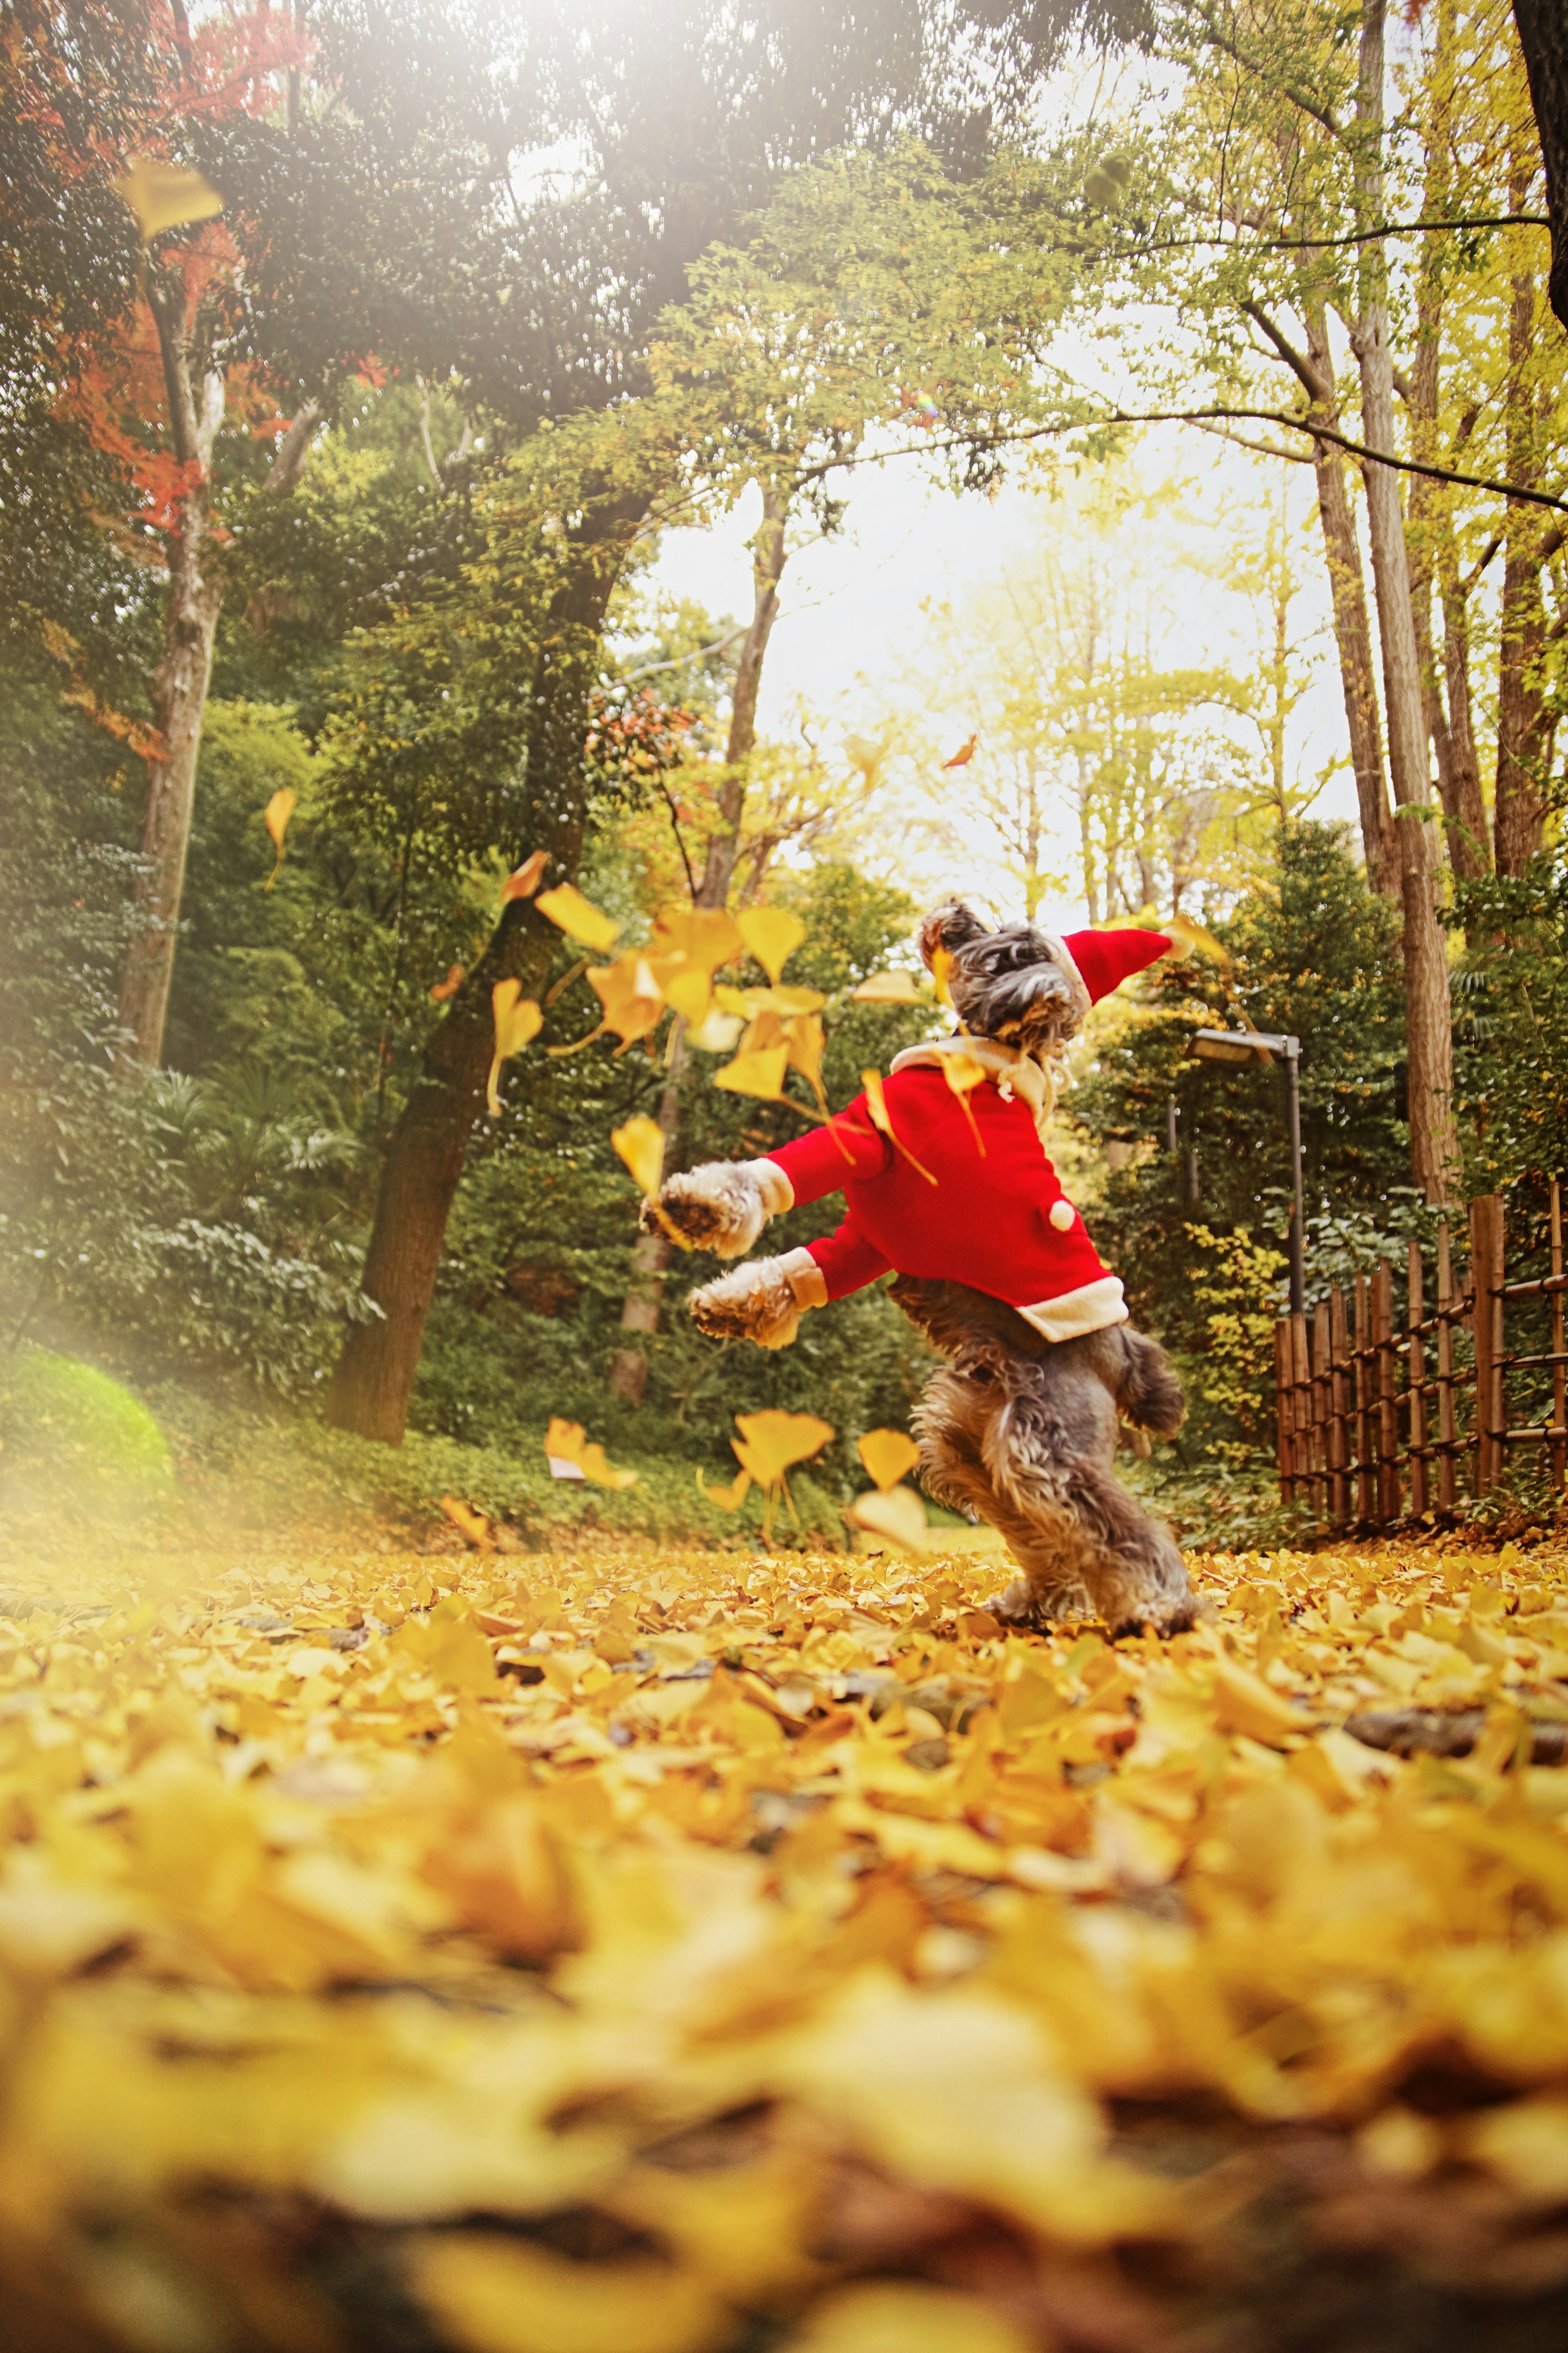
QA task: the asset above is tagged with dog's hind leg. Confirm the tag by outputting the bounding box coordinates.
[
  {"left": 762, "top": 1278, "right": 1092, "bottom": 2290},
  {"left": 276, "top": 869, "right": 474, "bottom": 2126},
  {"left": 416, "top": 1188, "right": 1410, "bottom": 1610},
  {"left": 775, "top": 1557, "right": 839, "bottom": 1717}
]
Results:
[
  {"left": 915, "top": 1365, "right": 1094, "bottom": 1626},
  {"left": 980, "top": 1360, "right": 1195, "bottom": 1638}
]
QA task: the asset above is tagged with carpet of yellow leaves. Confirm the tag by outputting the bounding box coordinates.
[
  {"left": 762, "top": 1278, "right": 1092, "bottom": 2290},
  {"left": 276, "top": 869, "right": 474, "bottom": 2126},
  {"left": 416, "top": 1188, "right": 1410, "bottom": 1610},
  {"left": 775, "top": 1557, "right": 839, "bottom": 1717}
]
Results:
[{"left": 4, "top": 1534, "right": 1568, "bottom": 2350}]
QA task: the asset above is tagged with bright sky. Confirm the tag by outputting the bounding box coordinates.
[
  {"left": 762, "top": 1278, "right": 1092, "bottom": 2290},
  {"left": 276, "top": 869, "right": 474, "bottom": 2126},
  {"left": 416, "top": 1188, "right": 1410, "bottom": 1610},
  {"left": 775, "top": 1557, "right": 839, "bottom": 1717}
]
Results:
[{"left": 648, "top": 423, "right": 1361, "bottom": 928}]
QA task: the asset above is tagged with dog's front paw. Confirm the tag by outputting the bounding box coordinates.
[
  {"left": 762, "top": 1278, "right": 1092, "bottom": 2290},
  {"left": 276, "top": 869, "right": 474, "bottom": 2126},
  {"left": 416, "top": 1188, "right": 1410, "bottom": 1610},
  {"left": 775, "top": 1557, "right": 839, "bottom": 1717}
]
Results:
[
  {"left": 689, "top": 1256, "right": 800, "bottom": 1350},
  {"left": 651, "top": 1162, "right": 771, "bottom": 1257}
]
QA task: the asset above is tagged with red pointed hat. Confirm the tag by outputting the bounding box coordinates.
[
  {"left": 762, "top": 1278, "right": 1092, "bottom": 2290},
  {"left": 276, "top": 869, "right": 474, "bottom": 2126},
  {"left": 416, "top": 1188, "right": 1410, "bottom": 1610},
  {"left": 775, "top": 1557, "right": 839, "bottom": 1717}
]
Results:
[{"left": 1060, "top": 927, "right": 1171, "bottom": 1005}]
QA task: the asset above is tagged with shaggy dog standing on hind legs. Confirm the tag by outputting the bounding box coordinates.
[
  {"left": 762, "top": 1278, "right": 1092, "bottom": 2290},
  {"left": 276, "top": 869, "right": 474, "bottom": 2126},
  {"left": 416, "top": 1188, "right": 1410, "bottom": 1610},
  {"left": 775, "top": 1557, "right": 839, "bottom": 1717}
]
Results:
[{"left": 647, "top": 899, "right": 1196, "bottom": 1637}]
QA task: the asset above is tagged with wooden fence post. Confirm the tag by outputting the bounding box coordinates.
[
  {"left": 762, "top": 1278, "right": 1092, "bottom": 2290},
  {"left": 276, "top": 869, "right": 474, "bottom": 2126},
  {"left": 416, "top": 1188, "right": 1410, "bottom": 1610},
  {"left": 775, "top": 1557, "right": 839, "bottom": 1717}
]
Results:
[
  {"left": 1470, "top": 1195, "right": 1505, "bottom": 1494},
  {"left": 1329, "top": 1285, "right": 1350, "bottom": 1523},
  {"left": 1354, "top": 1273, "right": 1373, "bottom": 1522},
  {"left": 1552, "top": 1179, "right": 1566, "bottom": 1494},
  {"left": 1373, "top": 1259, "right": 1400, "bottom": 1522},
  {"left": 1275, "top": 1319, "right": 1295, "bottom": 1503},
  {"left": 1291, "top": 1311, "right": 1312, "bottom": 1518},
  {"left": 1408, "top": 1236, "right": 1428, "bottom": 1520},
  {"left": 1314, "top": 1296, "right": 1332, "bottom": 1522},
  {"left": 1436, "top": 1217, "right": 1457, "bottom": 1514}
]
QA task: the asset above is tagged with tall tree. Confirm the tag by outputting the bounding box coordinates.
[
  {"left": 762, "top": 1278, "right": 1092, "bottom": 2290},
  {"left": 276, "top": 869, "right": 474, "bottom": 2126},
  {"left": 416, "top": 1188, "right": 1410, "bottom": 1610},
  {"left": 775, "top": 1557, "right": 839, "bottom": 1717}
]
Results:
[
  {"left": 1512, "top": 0, "right": 1568, "bottom": 327},
  {"left": 322, "top": 1, "right": 1127, "bottom": 1444}
]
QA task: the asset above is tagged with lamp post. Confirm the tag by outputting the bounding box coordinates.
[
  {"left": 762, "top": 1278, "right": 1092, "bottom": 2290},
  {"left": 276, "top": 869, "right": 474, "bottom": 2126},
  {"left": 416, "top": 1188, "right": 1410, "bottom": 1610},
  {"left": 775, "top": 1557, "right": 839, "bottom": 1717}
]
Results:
[{"left": 1189, "top": 1028, "right": 1305, "bottom": 1315}]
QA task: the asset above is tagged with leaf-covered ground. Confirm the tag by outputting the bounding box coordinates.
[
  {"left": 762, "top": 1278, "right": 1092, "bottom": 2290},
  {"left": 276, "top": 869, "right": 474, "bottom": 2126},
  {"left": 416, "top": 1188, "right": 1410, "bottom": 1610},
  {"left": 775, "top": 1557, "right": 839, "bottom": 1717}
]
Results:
[{"left": 5, "top": 1532, "right": 1568, "bottom": 2352}]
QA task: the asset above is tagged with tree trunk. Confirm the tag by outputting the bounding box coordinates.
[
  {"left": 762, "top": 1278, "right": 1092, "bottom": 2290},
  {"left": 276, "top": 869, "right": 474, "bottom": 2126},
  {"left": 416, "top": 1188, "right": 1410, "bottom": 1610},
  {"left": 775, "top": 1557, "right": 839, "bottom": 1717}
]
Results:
[
  {"left": 325, "top": 493, "right": 648, "bottom": 1444},
  {"left": 606, "top": 484, "right": 791, "bottom": 1403},
  {"left": 118, "top": 359, "right": 323, "bottom": 1068},
  {"left": 1404, "top": 13, "right": 1491, "bottom": 885},
  {"left": 1512, "top": 0, "right": 1568, "bottom": 328},
  {"left": 1494, "top": 152, "right": 1555, "bottom": 875},
  {"left": 1303, "top": 306, "right": 1400, "bottom": 899},
  {"left": 118, "top": 284, "right": 226, "bottom": 1068},
  {"left": 1352, "top": 0, "right": 1459, "bottom": 1205}
]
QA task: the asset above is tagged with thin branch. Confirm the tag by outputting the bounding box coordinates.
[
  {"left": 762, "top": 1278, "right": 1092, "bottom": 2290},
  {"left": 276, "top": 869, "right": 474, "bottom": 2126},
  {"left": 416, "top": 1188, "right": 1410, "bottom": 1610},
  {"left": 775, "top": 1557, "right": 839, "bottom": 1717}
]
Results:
[
  {"left": 265, "top": 399, "right": 324, "bottom": 493},
  {"left": 1189, "top": 417, "right": 1313, "bottom": 464},
  {"left": 1241, "top": 300, "right": 1326, "bottom": 402},
  {"left": 656, "top": 779, "right": 697, "bottom": 898},
  {"left": 792, "top": 408, "right": 1568, "bottom": 515},
  {"left": 414, "top": 375, "right": 440, "bottom": 487},
  {"left": 621, "top": 625, "right": 747, "bottom": 683},
  {"left": 1082, "top": 212, "right": 1549, "bottom": 265},
  {"left": 1461, "top": 533, "right": 1502, "bottom": 593}
]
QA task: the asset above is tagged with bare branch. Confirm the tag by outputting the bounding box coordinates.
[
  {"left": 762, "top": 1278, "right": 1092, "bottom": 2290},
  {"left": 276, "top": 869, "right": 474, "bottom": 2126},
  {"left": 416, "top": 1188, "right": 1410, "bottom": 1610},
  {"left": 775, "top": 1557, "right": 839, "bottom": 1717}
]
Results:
[{"left": 265, "top": 399, "right": 324, "bottom": 495}]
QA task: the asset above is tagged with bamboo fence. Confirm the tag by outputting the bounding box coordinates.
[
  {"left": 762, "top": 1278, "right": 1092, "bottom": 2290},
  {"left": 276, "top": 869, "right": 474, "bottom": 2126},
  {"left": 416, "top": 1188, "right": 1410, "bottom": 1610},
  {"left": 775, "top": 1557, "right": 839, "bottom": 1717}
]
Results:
[{"left": 1274, "top": 1181, "right": 1568, "bottom": 1528}]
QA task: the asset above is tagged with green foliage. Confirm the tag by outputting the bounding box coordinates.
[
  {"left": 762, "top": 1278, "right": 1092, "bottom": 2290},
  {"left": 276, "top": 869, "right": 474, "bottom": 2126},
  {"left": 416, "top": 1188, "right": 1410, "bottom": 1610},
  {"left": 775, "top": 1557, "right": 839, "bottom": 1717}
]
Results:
[
  {"left": 1074, "top": 821, "right": 1407, "bottom": 1450},
  {"left": 1178, "top": 1223, "right": 1287, "bottom": 1469},
  {"left": 0, "top": 1347, "right": 174, "bottom": 1527},
  {"left": 1452, "top": 850, "right": 1568, "bottom": 1191}
]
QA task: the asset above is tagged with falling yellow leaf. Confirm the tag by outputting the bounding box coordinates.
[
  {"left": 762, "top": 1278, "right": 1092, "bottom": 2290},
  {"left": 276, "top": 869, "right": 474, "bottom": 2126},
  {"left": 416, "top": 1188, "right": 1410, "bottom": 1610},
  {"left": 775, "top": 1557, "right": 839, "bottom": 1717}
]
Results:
[
  {"left": 1165, "top": 910, "right": 1229, "bottom": 968},
  {"left": 439, "top": 1496, "right": 494, "bottom": 1550},
  {"left": 430, "top": 965, "right": 464, "bottom": 1002},
  {"left": 941, "top": 733, "right": 977, "bottom": 769},
  {"left": 850, "top": 970, "right": 924, "bottom": 1004},
  {"left": 611, "top": 1117, "right": 666, "bottom": 1199},
  {"left": 697, "top": 1466, "right": 753, "bottom": 1512},
  {"left": 487, "top": 981, "right": 543, "bottom": 1114},
  {"left": 650, "top": 907, "right": 742, "bottom": 972},
  {"left": 113, "top": 156, "right": 224, "bottom": 243},
  {"left": 862, "top": 1068, "right": 937, "bottom": 1184},
  {"left": 577, "top": 1444, "right": 638, "bottom": 1491},
  {"left": 929, "top": 945, "right": 954, "bottom": 1006},
  {"left": 262, "top": 787, "right": 297, "bottom": 893},
  {"left": 714, "top": 1045, "right": 789, "bottom": 1101},
  {"left": 857, "top": 1430, "right": 922, "bottom": 1493},
  {"left": 501, "top": 849, "right": 549, "bottom": 903},
  {"left": 586, "top": 954, "right": 665, "bottom": 1051},
  {"left": 938, "top": 1049, "right": 989, "bottom": 1155},
  {"left": 731, "top": 1410, "right": 834, "bottom": 1487},
  {"left": 661, "top": 969, "right": 712, "bottom": 1025},
  {"left": 846, "top": 1485, "right": 931, "bottom": 1552},
  {"left": 535, "top": 884, "right": 621, "bottom": 952},
  {"left": 543, "top": 1416, "right": 635, "bottom": 1489},
  {"left": 736, "top": 906, "right": 806, "bottom": 985}
]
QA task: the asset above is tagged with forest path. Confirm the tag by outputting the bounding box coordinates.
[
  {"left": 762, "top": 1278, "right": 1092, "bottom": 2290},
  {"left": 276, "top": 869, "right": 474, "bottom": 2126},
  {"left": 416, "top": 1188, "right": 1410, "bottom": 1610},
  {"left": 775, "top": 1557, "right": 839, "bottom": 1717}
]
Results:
[{"left": 4, "top": 1529, "right": 1568, "bottom": 2349}]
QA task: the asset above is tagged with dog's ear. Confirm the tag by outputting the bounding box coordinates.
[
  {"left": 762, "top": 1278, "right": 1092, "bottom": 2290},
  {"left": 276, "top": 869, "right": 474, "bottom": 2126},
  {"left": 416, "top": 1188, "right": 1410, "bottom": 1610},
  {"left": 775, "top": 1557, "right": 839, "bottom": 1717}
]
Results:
[{"left": 918, "top": 899, "right": 990, "bottom": 972}]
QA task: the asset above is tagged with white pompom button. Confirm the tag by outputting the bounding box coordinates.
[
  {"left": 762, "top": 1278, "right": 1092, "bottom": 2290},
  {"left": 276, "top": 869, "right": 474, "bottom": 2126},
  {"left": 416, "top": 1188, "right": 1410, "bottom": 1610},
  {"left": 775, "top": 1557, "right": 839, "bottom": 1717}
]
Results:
[{"left": 1049, "top": 1199, "right": 1076, "bottom": 1232}]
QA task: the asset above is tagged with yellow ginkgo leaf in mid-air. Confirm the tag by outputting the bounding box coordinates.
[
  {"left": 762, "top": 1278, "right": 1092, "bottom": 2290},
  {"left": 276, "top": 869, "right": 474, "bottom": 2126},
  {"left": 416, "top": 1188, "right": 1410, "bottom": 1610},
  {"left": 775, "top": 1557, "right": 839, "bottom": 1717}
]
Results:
[
  {"left": 113, "top": 156, "right": 224, "bottom": 243},
  {"left": 784, "top": 1013, "right": 829, "bottom": 1116},
  {"left": 430, "top": 965, "right": 464, "bottom": 1002},
  {"left": 585, "top": 954, "right": 664, "bottom": 1052},
  {"left": 543, "top": 1416, "right": 636, "bottom": 1489},
  {"left": 714, "top": 1045, "right": 789, "bottom": 1102},
  {"left": 1165, "top": 910, "right": 1231, "bottom": 970},
  {"left": 576, "top": 1443, "right": 638, "bottom": 1491},
  {"left": 501, "top": 848, "right": 548, "bottom": 903},
  {"left": 851, "top": 970, "right": 923, "bottom": 1005},
  {"left": 846, "top": 1484, "right": 931, "bottom": 1553},
  {"left": 929, "top": 944, "right": 954, "bottom": 1006},
  {"left": 736, "top": 906, "right": 806, "bottom": 985},
  {"left": 439, "top": 1495, "right": 493, "bottom": 1550},
  {"left": 696, "top": 1465, "right": 752, "bottom": 1512},
  {"left": 650, "top": 906, "right": 742, "bottom": 972},
  {"left": 940, "top": 1049, "right": 989, "bottom": 1156},
  {"left": 857, "top": 1429, "right": 922, "bottom": 1493},
  {"left": 262, "top": 787, "right": 296, "bottom": 893},
  {"left": 862, "top": 1068, "right": 936, "bottom": 1184},
  {"left": 731, "top": 1409, "right": 834, "bottom": 1488},
  {"left": 487, "top": 980, "right": 543, "bottom": 1114},
  {"left": 611, "top": 1116, "right": 666, "bottom": 1198},
  {"left": 535, "top": 883, "right": 621, "bottom": 953}
]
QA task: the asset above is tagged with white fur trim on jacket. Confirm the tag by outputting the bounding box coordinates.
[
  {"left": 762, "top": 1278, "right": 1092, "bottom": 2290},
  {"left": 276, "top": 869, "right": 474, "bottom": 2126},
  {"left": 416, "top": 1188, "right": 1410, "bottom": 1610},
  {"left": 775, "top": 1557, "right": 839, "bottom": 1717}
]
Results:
[
  {"left": 889, "top": 1035, "right": 1053, "bottom": 1141},
  {"left": 778, "top": 1245, "right": 827, "bottom": 1309},
  {"left": 751, "top": 1158, "right": 795, "bottom": 1215},
  {"left": 1015, "top": 1276, "right": 1128, "bottom": 1345}
]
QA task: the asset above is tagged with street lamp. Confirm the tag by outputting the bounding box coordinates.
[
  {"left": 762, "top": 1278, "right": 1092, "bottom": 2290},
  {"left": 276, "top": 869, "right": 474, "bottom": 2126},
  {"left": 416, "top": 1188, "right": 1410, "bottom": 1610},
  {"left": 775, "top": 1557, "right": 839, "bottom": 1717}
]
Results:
[{"left": 1188, "top": 1028, "right": 1305, "bottom": 1315}]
